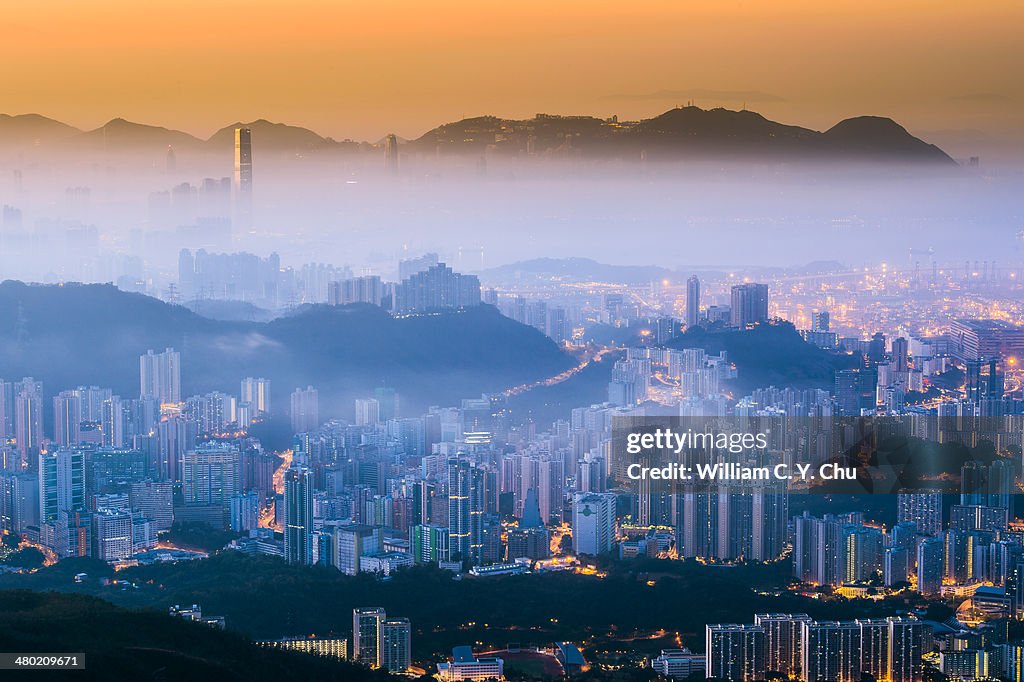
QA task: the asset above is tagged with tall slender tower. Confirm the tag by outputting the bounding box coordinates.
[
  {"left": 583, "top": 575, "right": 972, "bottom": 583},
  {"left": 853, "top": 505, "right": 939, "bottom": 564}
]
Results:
[
  {"left": 447, "top": 458, "right": 484, "bottom": 565},
  {"left": 686, "top": 275, "right": 701, "bottom": 327},
  {"left": 14, "top": 378, "right": 44, "bottom": 467},
  {"left": 233, "top": 127, "right": 253, "bottom": 231},
  {"left": 384, "top": 133, "right": 399, "bottom": 174},
  {"left": 284, "top": 467, "right": 313, "bottom": 565}
]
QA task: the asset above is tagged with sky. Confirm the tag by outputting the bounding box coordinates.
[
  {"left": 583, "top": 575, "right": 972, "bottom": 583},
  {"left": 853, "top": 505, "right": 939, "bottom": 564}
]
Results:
[{"left": 2, "top": 0, "right": 1022, "bottom": 146}]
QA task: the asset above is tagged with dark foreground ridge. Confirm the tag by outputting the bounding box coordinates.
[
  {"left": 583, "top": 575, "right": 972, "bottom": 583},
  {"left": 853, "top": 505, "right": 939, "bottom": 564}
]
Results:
[{"left": 0, "top": 590, "right": 393, "bottom": 682}]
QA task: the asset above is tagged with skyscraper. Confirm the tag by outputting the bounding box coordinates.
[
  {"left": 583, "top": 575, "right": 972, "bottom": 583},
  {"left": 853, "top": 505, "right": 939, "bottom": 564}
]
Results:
[
  {"left": 290, "top": 386, "right": 319, "bottom": 434},
  {"left": 888, "top": 618, "right": 925, "bottom": 682},
  {"left": 93, "top": 509, "right": 134, "bottom": 562},
  {"left": 233, "top": 127, "right": 253, "bottom": 230},
  {"left": 857, "top": 618, "right": 891, "bottom": 682},
  {"left": 989, "top": 458, "right": 1016, "bottom": 510},
  {"left": 284, "top": 467, "right": 314, "bottom": 565},
  {"left": 384, "top": 133, "right": 399, "bottom": 173},
  {"left": 393, "top": 263, "right": 481, "bottom": 314},
  {"left": 678, "top": 482, "right": 788, "bottom": 563},
  {"left": 800, "top": 620, "right": 862, "bottom": 682},
  {"left": 355, "top": 398, "right": 380, "bottom": 427},
  {"left": 14, "top": 378, "right": 44, "bottom": 466},
  {"left": 373, "top": 387, "right": 399, "bottom": 421},
  {"left": 730, "top": 283, "right": 769, "bottom": 327},
  {"left": 705, "top": 624, "right": 765, "bottom": 682},
  {"left": 129, "top": 481, "right": 174, "bottom": 531},
  {"left": 834, "top": 368, "right": 878, "bottom": 416},
  {"left": 180, "top": 444, "right": 240, "bottom": 527},
  {"left": 916, "top": 536, "right": 944, "bottom": 595},
  {"left": 38, "top": 448, "right": 86, "bottom": 523},
  {"left": 353, "top": 607, "right": 386, "bottom": 663},
  {"left": 961, "top": 461, "right": 987, "bottom": 505},
  {"left": 53, "top": 390, "right": 82, "bottom": 447},
  {"left": 892, "top": 336, "right": 910, "bottom": 373},
  {"left": 140, "top": 348, "right": 181, "bottom": 404},
  {"left": 0, "top": 380, "right": 14, "bottom": 442},
  {"left": 897, "top": 492, "right": 942, "bottom": 536},
  {"left": 399, "top": 253, "right": 439, "bottom": 282},
  {"left": 792, "top": 513, "right": 845, "bottom": 586},
  {"left": 351, "top": 607, "right": 411, "bottom": 671},
  {"left": 240, "top": 377, "right": 271, "bottom": 417},
  {"left": 379, "top": 618, "right": 412, "bottom": 672},
  {"left": 572, "top": 492, "right": 616, "bottom": 556},
  {"left": 754, "top": 614, "right": 813, "bottom": 678},
  {"left": 686, "top": 275, "right": 701, "bottom": 327},
  {"left": 447, "top": 458, "right": 484, "bottom": 565}
]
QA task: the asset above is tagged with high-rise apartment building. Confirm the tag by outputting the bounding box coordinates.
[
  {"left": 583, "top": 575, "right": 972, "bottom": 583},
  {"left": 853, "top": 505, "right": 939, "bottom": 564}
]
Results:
[
  {"left": 140, "top": 348, "right": 181, "bottom": 404},
  {"left": 379, "top": 618, "right": 412, "bottom": 672},
  {"left": 730, "top": 283, "right": 769, "bottom": 327},
  {"left": 572, "top": 492, "right": 616, "bottom": 556},
  {"left": 240, "top": 377, "right": 271, "bottom": 417},
  {"left": 38, "top": 448, "right": 86, "bottom": 523},
  {"left": 284, "top": 467, "right": 314, "bottom": 565},
  {"left": 290, "top": 386, "right": 319, "bottom": 435},
  {"left": 14, "top": 378, "right": 44, "bottom": 466}
]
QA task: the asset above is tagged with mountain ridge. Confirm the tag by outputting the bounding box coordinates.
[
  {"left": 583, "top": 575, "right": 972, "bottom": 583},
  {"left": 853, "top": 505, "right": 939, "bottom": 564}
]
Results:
[
  {"left": 0, "top": 106, "right": 955, "bottom": 164},
  {"left": 0, "top": 281, "right": 573, "bottom": 419}
]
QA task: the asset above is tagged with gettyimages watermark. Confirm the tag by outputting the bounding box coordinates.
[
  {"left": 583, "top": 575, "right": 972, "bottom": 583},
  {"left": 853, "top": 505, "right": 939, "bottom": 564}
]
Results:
[
  {"left": 610, "top": 415, "right": 1024, "bottom": 495},
  {"left": 624, "top": 427, "right": 854, "bottom": 481}
]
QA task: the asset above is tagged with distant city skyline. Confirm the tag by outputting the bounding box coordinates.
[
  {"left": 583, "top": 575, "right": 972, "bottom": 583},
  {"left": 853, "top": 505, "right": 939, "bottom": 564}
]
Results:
[{"left": 1, "top": 1, "right": 1021, "bottom": 154}]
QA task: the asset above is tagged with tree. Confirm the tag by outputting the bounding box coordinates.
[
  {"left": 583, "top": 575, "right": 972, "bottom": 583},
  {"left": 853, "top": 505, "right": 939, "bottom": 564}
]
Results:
[{"left": 2, "top": 547, "right": 44, "bottom": 569}]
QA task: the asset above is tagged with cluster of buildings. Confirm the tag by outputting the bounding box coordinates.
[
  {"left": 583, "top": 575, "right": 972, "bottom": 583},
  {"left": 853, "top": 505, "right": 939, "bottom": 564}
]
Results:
[
  {"left": 694, "top": 613, "right": 1024, "bottom": 682},
  {"left": 0, "top": 349, "right": 278, "bottom": 562},
  {"left": 3, "top": 247, "right": 1024, "bottom": 678},
  {"left": 793, "top": 477, "right": 1024, "bottom": 609},
  {"left": 256, "top": 606, "right": 413, "bottom": 673},
  {"left": 177, "top": 248, "right": 482, "bottom": 316},
  {"left": 704, "top": 615, "right": 926, "bottom": 682},
  {"left": 352, "top": 607, "right": 412, "bottom": 672}
]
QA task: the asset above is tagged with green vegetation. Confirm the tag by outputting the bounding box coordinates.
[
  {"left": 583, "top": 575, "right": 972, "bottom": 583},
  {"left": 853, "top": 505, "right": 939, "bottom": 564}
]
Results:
[
  {"left": 0, "top": 546, "right": 45, "bottom": 569},
  {"left": 669, "top": 321, "right": 859, "bottom": 392},
  {"left": 0, "top": 552, "right": 920, "bottom": 665},
  {"left": 163, "top": 521, "right": 243, "bottom": 553},
  {"left": 0, "top": 590, "right": 395, "bottom": 681}
]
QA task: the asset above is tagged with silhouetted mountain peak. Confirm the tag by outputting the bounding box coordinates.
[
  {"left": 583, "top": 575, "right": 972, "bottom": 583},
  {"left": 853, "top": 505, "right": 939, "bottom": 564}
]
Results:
[
  {"left": 78, "top": 118, "right": 205, "bottom": 151},
  {"left": 636, "top": 105, "right": 814, "bottom": 141},
  {"left": 0, "top": 105, "right": 956, "bottom": 164},
  {"left": 822, "top": 116, "right": 953, "bottom": 162},
  {"left": 0, "top": 113, "right": 81, "bottom": 144},
  {"left": 206, "top": 119, "right": 336, "bottom": 152},
  {"left": 825, "top": 116, "right": 909, "bottom": 139}
]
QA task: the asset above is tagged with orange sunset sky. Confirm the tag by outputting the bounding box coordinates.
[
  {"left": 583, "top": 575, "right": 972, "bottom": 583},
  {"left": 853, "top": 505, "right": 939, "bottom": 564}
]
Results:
[{"left": 2, "top": 0, "right": 1021, "bottom": 145}]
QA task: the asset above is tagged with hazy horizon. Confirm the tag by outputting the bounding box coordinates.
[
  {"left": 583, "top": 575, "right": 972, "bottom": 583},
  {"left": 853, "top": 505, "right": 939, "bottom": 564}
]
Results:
[{"left": 3, "top": 1, "right": 1023, "bottom": 161}]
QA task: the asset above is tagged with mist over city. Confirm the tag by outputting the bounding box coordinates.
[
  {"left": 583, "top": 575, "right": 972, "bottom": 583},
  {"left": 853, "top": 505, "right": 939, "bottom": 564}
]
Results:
[
  {"left": 2, "top": 2, "right": 1024, "bottom": 681},
  {"left": 1, "top": 108, "right": 1021, "bottom": 287}
]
